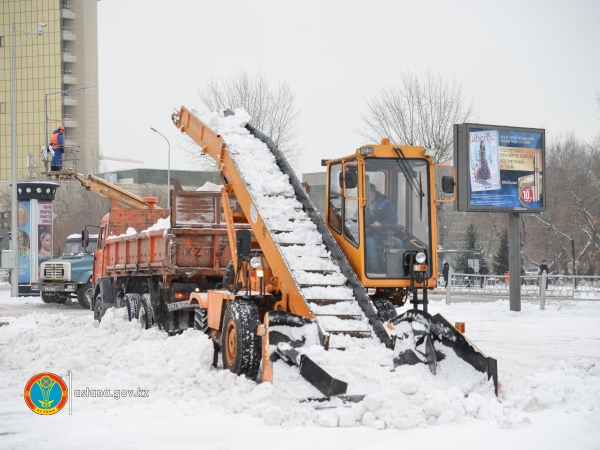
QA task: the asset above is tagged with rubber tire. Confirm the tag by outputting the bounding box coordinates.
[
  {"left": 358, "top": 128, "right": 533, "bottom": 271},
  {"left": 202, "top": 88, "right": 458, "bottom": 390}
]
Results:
[
  {"left": 137, "top": 296, "right": 153, "bottom": 330},
  {"left": 55, "top": 295, "right": 68, "bottom": 304},
  {"left": 94, "top": 294, "right": 104, "bottom": 322},
  {"left": 41, "top": 292, "right": 68, "bottom": 304},
  {"left": 372, "top": 298, "right": 398, "bottom": 322},
  {"left": 77, "top": 282, "right": 93, "bottom": 309},
  {"left": 223, "top": 261, "right": 235, "bottom": 292},
  {"left": 194, "top": 308, "right": 210, "bottom": 336},
  {"left": 220, "top": 300, "right": 261, "bottom": 381},
  {"left": 124, "top": 293, "right": 140, "bottom": 322},
  {"left": 41, "top": 292, "right": 56, "bottom": 303}
]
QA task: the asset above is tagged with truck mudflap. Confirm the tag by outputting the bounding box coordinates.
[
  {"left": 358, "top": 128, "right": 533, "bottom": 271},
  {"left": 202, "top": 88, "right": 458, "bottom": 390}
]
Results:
[
  {"left": 261, "top": 311, "right": 348, "bottom": 398},
  {"left": 390, "top": 309, "right": 498, "bottom": 395}
]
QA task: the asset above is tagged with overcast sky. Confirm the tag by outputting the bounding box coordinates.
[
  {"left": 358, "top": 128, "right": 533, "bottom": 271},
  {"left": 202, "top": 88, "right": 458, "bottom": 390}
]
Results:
[{"left": 97, "top": 0, "right": 600, "bottom": 177}]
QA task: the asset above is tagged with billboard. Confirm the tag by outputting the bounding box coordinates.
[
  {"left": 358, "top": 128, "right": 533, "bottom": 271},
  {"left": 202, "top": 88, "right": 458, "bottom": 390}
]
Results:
[{"left": 454, "top": 124, "right": 545, "bottom": 212}]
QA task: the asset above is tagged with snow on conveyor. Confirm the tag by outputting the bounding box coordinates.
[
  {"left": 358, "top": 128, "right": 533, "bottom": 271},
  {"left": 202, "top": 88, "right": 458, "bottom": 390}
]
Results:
[{"left": 198, "top": 109, "right": 371, "bottom": 344}]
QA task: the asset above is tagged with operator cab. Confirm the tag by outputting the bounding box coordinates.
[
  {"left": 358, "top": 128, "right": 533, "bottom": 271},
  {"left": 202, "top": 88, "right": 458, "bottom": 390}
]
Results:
[{"left": 326, "top": 141, "right": 440, "bottom": 290}]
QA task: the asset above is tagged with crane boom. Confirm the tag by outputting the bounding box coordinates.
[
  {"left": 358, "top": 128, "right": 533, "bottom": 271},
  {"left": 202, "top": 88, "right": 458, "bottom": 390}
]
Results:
[{"left": 47, "top": 171, "right": 161, "bottom": 209}]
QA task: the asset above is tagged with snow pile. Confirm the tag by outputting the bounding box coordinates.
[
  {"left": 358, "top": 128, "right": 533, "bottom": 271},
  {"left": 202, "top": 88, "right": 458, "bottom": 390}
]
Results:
[
  {"left": 0, "top": 308, "right": 493, "bottom": 430},
  {"left": 1, "top": 300, "right": 599, "bottom": 431},
  {"left": 196, "top": 181, "right": 222, "bottom": 191},
  {"left": 141, "top": 216, "right": 170, "bottom": 234},
  {"left": 107, "top": 227, "right": 137, "bottom": 240}
]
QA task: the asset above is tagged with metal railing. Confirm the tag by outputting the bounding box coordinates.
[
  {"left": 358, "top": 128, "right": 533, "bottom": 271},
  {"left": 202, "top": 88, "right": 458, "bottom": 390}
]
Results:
[
  {"left": 62, "top": 27, "right": 73, "bottom": 34},
  {"left": 439, "top": 269, "right": 600, "bottom": 307},
  {"left": 63, "top": 70, "right": 74, "bottom": 77}
]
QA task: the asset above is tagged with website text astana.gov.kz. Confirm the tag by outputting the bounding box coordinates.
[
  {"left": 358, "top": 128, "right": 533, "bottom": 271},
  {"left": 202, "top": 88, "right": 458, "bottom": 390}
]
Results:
[{"left": 73, "top": 387, "right": 149, "bottom": 400}]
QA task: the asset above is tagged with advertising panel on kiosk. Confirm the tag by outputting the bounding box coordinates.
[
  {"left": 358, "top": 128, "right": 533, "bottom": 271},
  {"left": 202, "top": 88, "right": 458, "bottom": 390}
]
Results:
[{"left": 454, "top": 123, "right": 545, "bottom": 212}]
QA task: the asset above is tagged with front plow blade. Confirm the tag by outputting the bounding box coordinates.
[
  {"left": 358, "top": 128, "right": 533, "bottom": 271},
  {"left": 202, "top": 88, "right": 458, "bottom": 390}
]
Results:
[
  {"left": 263, "top": 311, "right": 348, "bottom": 398},
  {"left": 275, "top": 343, "right": 348, "bottom": 397},
  {"left": 391, "top": 310, "right": 498, "bottom": 395}
]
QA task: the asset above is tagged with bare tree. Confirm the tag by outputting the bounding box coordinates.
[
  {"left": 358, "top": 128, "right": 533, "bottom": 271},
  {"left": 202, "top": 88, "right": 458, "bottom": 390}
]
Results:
[
  {"left": 358, "top": 69, "right": 475, "bottom": 164},
  {"left": 185, "top": 69, "right": 303, "bottom": 170}
]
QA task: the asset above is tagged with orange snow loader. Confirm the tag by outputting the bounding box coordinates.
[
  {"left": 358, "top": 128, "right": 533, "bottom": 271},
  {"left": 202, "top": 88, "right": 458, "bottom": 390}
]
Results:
[{"left": 173, "top": 107, "right": 498, "bottom": 397}]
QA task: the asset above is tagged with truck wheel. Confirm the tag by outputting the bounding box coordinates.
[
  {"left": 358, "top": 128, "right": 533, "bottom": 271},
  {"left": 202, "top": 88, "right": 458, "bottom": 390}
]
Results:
[
  {"left": 41, "top": 292, "right": 56, "bottom": 303},
  {"left": 223, "top": 261, "right": 235, "bottom": 292},
  {"left": 220, "top": 300, "right": 261, "bottom": 381},
  {"left": 124, "top": 294, "right": 140, "bottom": 322},
  {"left": 55, "top": 295, "right": 68, "bottom": 304},
  {"left": 137, "top": 296, "right": 153, "bottom": 330},
  {"left": 194, "top": 308, "right": 210, "bottom": 336},
  {"left": 77, "top": 283, "right": 93, "bottom": 309},
  {"left": 41, "top": 292, "right": 68, "bottom": 304},
  {"left": 372, "top": 298, "right": 398, "bottom": 322},
  {"left": 94, "top": 294, "right": 105, "bottom": 322}
]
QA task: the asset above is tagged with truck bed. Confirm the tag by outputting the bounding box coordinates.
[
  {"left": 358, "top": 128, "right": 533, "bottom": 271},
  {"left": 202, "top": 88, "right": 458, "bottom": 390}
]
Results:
[{"left": 104, "top": 190, "right": 249, "bottom": 279}]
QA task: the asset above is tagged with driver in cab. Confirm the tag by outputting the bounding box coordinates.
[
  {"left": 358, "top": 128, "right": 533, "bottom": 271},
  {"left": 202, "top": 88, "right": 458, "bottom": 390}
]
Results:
[{"left": 366, "top": 183, "right": 403, "bottom": 273}]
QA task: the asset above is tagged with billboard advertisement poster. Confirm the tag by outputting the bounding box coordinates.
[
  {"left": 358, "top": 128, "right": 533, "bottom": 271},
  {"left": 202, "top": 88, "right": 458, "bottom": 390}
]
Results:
[
  {"left": 454, "top": 124, "right": 545, "bottom": 212},
  {"left": 17, "top": 201, "right": 31, "bottom": 283},
  {"left": 470, "top": 130, "right": 501, "bottom": 192},
  {"left": 37, "top": 201, "right": 53, "bottom": 278}
]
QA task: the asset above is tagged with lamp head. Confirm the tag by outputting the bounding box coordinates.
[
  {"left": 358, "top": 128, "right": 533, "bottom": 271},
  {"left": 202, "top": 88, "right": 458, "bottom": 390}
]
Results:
[
  {"left": 37, "top": 22, "right": 47, "bottom": 35},
  {"left": 150, "top": 127, "right": 157, "bottom": 132}
]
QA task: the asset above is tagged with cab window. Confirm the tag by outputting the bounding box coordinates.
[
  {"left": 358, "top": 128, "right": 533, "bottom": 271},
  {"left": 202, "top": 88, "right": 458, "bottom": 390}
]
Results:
[{"left": 328, "top": 163, "right": 342, "bottom": 234}]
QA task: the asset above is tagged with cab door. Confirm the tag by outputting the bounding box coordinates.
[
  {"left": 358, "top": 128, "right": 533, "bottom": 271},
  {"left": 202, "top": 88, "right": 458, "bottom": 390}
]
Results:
[{"left": 326, "top": 159, "right": 364, "bottom": 275}]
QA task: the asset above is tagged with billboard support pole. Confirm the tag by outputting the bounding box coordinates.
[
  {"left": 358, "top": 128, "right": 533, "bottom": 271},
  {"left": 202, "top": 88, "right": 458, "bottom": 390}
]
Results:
[{"left": 509, "top": 212, "right": 521, "bottom": 311}]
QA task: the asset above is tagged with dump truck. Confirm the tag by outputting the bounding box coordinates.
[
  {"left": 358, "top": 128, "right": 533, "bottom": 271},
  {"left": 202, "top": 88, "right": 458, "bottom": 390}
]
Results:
[
  {"left": 88, "top": 188, "right": 249, "bottom": 331},
  {"left": 171, "top": 108, "right": 498, "bottom": 397},
  {"left": 31, "top": 233, "right": 97, "bottom": 307}
]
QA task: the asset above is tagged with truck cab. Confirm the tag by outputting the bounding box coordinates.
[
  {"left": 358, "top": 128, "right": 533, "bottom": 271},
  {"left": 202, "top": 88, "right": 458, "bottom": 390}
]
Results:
[{"left": 33, "top": 234, "right": 97, "bottom": 308}]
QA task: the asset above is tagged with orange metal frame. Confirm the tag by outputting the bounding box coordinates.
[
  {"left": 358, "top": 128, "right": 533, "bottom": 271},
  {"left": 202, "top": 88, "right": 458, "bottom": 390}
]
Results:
[{"left": 173, "top": 107, "right": 313, "bottom": 319}]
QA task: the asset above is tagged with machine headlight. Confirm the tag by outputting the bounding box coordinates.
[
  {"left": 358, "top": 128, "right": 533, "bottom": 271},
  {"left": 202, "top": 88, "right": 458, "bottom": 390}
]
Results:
[
  {"left": 249, "top": 257, "right": 262, "bottom": 269},
  {"left": 415, "top": 252, "right": 426, "bottom": 264}
]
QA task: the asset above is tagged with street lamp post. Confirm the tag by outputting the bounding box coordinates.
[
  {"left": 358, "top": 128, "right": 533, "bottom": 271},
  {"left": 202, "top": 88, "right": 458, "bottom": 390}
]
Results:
[
  {"left": 150, "top": 128, "right": 171, "bottom": 211},
  {"left": 44, "top": 84, "right": 98, "bottom": 170},
  {"left": 10, "top": 22, "right": 46, "bottom": 298}
]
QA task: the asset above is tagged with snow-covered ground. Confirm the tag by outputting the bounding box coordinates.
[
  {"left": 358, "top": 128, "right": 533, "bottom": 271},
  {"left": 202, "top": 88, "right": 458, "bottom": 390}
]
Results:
[{"left": 1, "top": 283, "right": 599, "bottom": 450}]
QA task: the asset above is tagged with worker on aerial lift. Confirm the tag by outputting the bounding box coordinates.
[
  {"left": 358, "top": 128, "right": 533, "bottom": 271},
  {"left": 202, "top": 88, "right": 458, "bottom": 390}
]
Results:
[{"left": 50, "top": 125, "right": 65, "bottom": 171}]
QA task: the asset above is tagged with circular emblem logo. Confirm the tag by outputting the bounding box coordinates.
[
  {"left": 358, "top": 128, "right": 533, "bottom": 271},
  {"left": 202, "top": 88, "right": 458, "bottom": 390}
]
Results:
[
  {"left": 521, "top": 187, "right": 533, "bottom": 205},
  {"left": 250, "top": 204, "right": 258, "bottom": 224},
  {"left": 24, "top": 372, "right": 68, "bottom": 415},
  {"left": 17, "top": 203, "right": 29, "bottom": 228}
]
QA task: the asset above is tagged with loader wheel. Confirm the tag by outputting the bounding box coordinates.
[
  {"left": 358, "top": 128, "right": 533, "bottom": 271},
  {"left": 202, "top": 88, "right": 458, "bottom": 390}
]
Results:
[
  {"left": 137, "top": 296, "right": 153, "bottom": 330},
  {"left": 223, "top": 261, "right": 235, "bottom": 292},
  {"left": 372, "top": 298, "right": 398, "bottom": 322},
  {"left": 194, "top": 308, "right": 210, "bottom": 336},
  {"left": 124, "top": 293, "right": 140, "bottom": 322},
  {"left": 77, "top": 282, "right": 93, "bottom": 309},
  {"left": 221, "top": 300, "right": 261, "bottom": 381}
]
